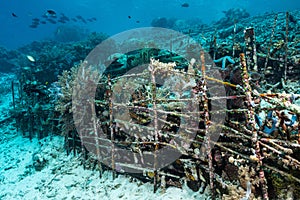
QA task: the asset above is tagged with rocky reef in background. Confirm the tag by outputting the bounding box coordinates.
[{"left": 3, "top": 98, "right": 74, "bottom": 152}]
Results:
[
  {"left": 0, "top": 30, "right": 109, "bottom": 141},
  {"left": 152, "top": 9, "right": 300, "bottom": 85},
  {"left": 1, "top": 8, "right": 299, "bottom": 85}
]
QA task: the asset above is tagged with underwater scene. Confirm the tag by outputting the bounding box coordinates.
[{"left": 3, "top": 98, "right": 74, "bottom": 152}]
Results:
[{"left": 1, "top": 0, "right": 300, "bottom": 199}]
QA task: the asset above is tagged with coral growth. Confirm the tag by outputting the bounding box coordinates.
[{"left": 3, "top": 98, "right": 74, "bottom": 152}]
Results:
[{"left": 7, "top": 9, "right": 300, "bottom": 200}]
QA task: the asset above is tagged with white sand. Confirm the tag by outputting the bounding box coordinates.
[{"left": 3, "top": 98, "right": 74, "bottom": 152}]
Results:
[
  {"left": 0, "top": 134, "right": 206, "bottom": 200},
  {"left": 0, "top": 73, "right": 206, "bottom": 200}
]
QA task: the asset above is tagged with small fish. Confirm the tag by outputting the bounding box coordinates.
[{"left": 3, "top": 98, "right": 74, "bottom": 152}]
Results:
[
  {"left": 12, "top": 13, "right": 18, "bottom": 17},
  {"left": 29, "top": 25, "right": 38, "bottom": 28},
  {"left": 128, "top": 15, "right": 131, "bottom": 19},
  {"left": 81, "top": 18, "right": 87, "bottom": 23},
  {"left": 91, "top": 17, "right": 97, "bottom": 21},
  {"left": 181, "top": 3, "right": 189, "bottom": 7},
  {"left": 58, "top": 19, "right": 66, "bottom": 23},
  {"left": 46, "top": 9, "right": 56, "bottom": 16},
  {"left": 40, "top": 21, "right": 46, "bottom": 24},
  {"left": 47, "top": 18, "right": 57, "bottom": 24},
  {"left": 32, "top": 21, "right": 39, "bottom": 25},
  {"left": 23, "top": 66, "right": 31, "bottom": 71},
  {"left": 76, "top": 15, "right": 83, "bottom": 20},
  {"left": 136, "top": 20, "right": 140, "bottom": 23},
  {"left": 26, "top": 55, "right": 35, "bottom": 62},
  {"left": 60, "top": 16, "right": 70, "bottom": 21}
]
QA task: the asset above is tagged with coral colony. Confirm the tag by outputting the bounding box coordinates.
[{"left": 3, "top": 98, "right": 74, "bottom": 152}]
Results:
[{"left": 1, "top": 8, "right": 300, "bottom": 200}]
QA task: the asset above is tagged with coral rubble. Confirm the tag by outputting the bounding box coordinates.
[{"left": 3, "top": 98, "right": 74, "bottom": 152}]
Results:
[{"left": 6, "top": 9, "right": 300, "bottom": 200}]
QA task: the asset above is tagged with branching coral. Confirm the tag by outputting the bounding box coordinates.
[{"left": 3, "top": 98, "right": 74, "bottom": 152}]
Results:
[{"left": 56, "top": 65, "right": 80, "bottom": 154}]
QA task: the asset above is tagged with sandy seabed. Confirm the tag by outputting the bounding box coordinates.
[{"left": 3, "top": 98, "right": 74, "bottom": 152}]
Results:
[{"left": 0, "top": 73, "right": 206, "bottom": 200}]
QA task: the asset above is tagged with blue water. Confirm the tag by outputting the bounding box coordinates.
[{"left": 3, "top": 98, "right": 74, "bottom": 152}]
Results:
[{"left": 0, "top": 0, "right": 299, "bottom": 49}]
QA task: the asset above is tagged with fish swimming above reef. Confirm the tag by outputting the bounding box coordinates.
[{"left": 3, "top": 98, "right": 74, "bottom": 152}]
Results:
[
  {"left": 27, "top": 11, "right": 97, "bottom": 29},
  {"left": 58, "top": 19, "right": 66, "bottom": 23},
  {"left": 181, "top": 3, "right": 189, "bottom": 8},
  {"left": 47, "top": 18, "right": 57, "bottom": 24},
  {"left": 87, "top": 17, "right": 97, "bottom": 22},
  {"left": 28, "top": 18, "right": 41, "bottom": 28},
  {"left": 26, "top": 55, "right": 35, "bottom": 62},
  {"left": 12, "top": 13, "right": 18, "bottom": 17},
  {"left": 31, "top": 21, "right": 39, "bottom": 26},
  {"left": 81, "top": 18, "right": 87, "bottom": 24},
  {"left": 46, "top": 9, "right": 56, "bottom": 16},
  {"left": 29, "top": 24, "right": 38, "bottom": 28},
  {"left": 75, "top": 15, "right": 88, "bottom": 23},
  {"left": 76, "top": 15, "right": 84, "bottom": 20},
  {"left": 32, "top": 18, "right": 40, "bottom": 22},
  {"left": 60, "top": 14, "right": 70, "bottom": 21}
]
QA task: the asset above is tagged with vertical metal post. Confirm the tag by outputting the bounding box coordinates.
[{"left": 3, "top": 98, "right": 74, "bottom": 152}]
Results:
[
  {"left": 108, "top": 74, "right": 116, "bottom": 180},
  {"left": 201, "top": 51, "right": 215, "bottom": 199},
  {"left": 240, "top": 53, "right": 269, "bottom": 200},
  {"left": 244, "top": 27, "right": 258, "bottom": 72}
]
